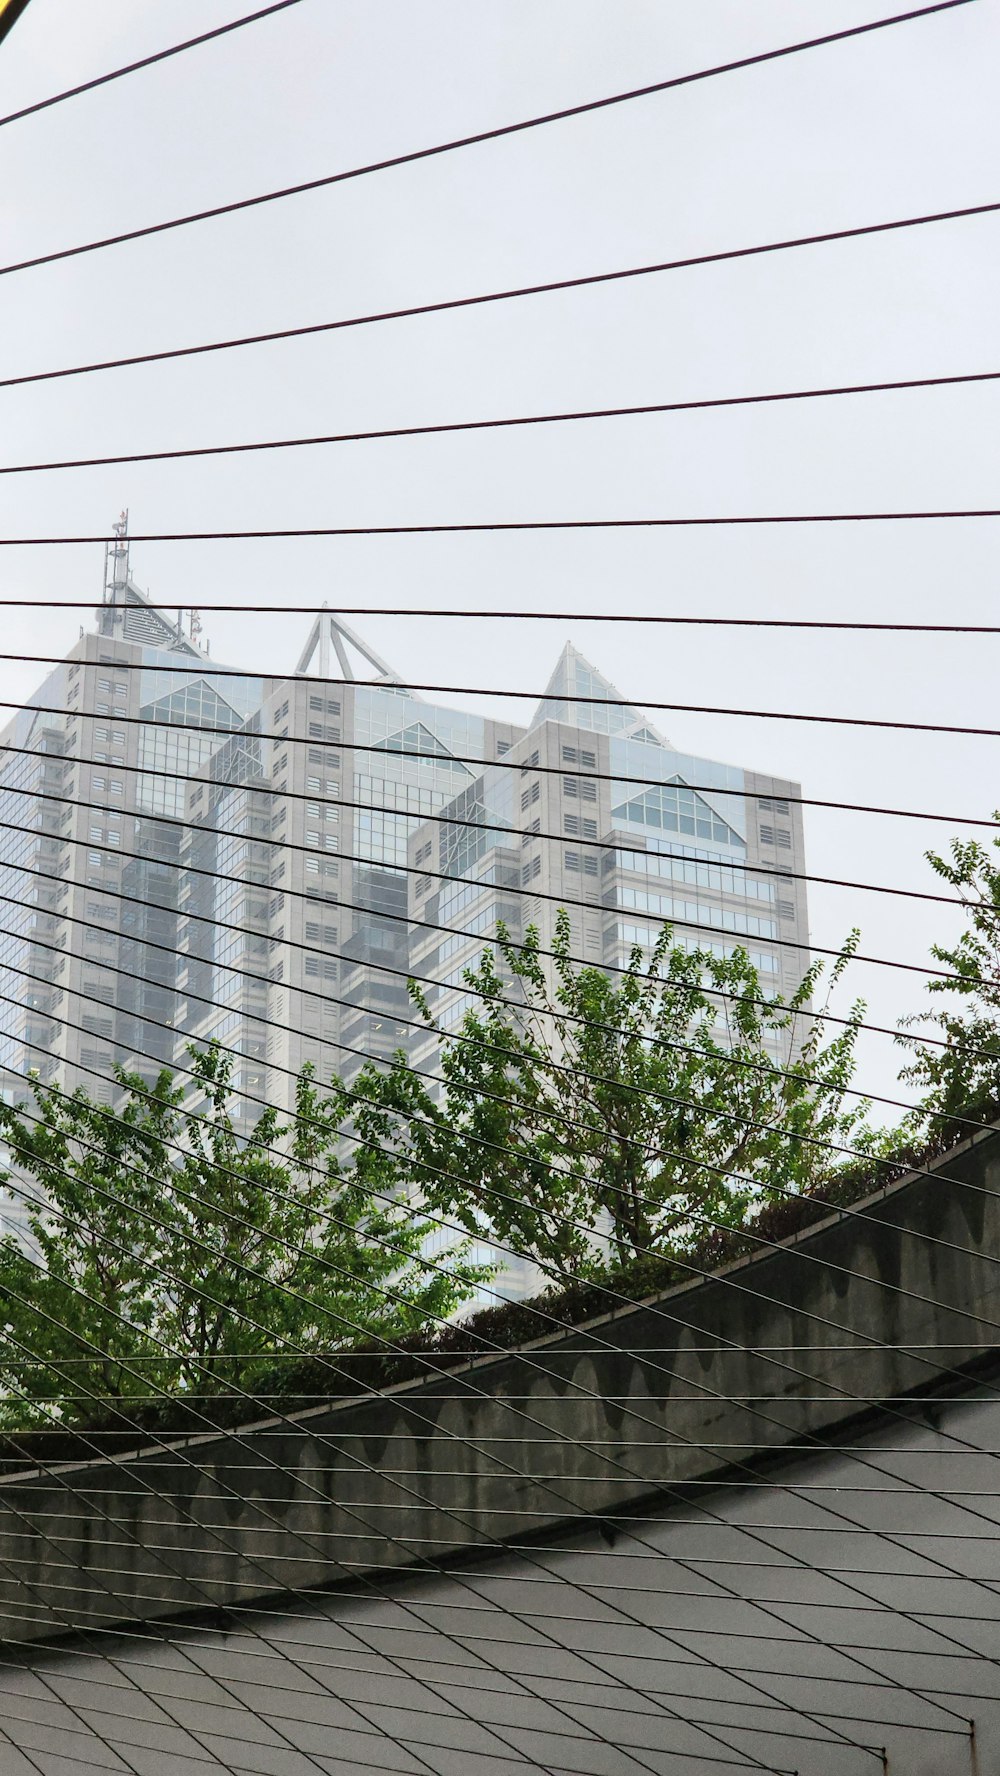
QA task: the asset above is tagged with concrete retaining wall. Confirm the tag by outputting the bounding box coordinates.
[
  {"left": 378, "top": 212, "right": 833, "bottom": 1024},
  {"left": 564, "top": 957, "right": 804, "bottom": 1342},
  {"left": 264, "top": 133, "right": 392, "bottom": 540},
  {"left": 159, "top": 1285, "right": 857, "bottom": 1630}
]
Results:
[{"left": 1, "top": 1123, "right": 998, "bottom": 1649}]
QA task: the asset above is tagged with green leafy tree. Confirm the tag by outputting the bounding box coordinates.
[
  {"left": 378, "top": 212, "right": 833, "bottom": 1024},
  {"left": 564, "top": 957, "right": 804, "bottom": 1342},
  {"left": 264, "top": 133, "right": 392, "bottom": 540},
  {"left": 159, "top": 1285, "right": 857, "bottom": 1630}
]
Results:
[
  {"left": 337, "top": 913, "right": 872, "bottom": 1281},
  {"left": 899, "top": 825, "right": 1000, "bottom": 1125},
  {"left": 0, "top": 1047, "right": 485, "bottom": 1427}
]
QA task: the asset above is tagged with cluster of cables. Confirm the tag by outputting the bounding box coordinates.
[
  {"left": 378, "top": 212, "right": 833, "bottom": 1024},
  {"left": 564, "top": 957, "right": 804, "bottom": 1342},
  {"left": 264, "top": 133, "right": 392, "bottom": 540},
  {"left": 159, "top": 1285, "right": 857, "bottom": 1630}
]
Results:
[{"left": 0, "top": 3, "right": 998, "bottom": 1774}]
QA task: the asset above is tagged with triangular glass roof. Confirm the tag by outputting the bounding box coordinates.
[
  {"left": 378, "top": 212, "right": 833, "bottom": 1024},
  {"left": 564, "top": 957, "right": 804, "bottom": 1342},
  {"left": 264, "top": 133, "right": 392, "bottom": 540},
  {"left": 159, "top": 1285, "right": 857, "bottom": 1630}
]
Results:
[
  {"left": 372, "top": 722, "right": 472, "bottom": 772},
  {"left": 612, "top": 775, "right": 745, "bottom": 848},
  {"left": 530, "top": 643, "right": 670, "bottom": 743},
  {"left": 139, "top": 679, "right": 247, "bottom": 731}
]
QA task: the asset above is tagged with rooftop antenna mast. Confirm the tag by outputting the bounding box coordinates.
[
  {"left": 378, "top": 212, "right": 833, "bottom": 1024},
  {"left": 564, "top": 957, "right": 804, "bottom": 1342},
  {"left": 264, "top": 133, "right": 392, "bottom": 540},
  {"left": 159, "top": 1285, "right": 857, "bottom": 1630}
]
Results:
[{"left": 103, "top": 510, "right": 130, "bottom": 607}]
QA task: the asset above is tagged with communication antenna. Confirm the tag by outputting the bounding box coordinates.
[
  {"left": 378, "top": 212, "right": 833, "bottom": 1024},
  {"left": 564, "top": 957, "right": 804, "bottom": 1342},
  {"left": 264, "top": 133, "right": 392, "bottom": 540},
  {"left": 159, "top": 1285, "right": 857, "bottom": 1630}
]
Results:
[{"left": 103, "top": 509, "right": 130, "bottom": 606}]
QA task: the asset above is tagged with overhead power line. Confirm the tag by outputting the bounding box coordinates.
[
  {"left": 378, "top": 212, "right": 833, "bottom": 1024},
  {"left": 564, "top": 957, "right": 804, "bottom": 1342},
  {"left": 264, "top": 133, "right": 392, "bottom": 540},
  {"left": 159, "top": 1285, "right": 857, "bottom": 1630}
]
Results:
[
  {"left": 1, "top": 511, "right": 998, "bottom": 543},
  {"left": 0, "top": 727, "right": 974, "bottom": 909},
  {"left": 0, "top": 1117, "right": 914, "bottom": 1773},
  {"left": 4, "top": 595, "right": 1000, "bottom": 635},
  {"left": 0, "top": 1, "right": 973, "bottom": 279},
  {"left": 6, "top": 339, "right": 999, "bottom": 416},
  {"left": 0, "top": 1, "right": 306, "bottom": 131},
  {"left": 9, "top": 945, "right": 1000, "bottom": 1712},
  {"left": 1, "top": 200, "right": 998, "bottom": 390},
  {"left": 5, "top": 694, "right": 1000, "bottom": 827},
  {"left": 1, "top": 952, "right": 965, "bottom": 1760},
  {"left": 0, "top": 766, "right": 974, "bottom": 990},
  {"left": 3, "top": 661, "right": 998, "bottom": 741}
]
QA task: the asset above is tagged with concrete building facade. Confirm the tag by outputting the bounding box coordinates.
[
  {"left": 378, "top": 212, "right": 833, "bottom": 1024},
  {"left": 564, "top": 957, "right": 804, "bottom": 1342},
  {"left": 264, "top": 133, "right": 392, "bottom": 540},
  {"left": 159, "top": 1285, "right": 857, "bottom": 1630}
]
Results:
[{"left": 0, "top": 539, "right": 810, "bottom": 1280}]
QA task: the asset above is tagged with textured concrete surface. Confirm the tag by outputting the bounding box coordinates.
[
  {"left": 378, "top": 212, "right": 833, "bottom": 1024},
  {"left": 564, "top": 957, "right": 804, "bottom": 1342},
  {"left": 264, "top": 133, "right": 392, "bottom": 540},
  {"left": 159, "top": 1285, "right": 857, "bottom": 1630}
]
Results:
[
  {"left": 2, "top": 1387, "right": 1000, "bottom": 1774},
  {"left": 1, "top": 1123, "right": 999, "bottom": 1652}
]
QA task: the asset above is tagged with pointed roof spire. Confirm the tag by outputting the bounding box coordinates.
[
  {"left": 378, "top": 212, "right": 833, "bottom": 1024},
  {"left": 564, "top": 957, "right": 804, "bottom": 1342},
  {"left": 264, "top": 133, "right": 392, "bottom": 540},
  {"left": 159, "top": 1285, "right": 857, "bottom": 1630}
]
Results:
[
  {"left": 295, "top": 604, "right": 410, "bottom": 689},
  {"left": 530, "top": 641, "right": 671, "bottom": 744}
]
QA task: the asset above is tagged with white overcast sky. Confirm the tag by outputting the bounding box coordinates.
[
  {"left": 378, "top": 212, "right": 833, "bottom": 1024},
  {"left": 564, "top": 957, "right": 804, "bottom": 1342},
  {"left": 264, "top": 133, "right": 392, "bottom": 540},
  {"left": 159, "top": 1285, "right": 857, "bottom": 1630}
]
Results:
[{"left": 0, "top": 0, "right": 998, "bottom": 1116}]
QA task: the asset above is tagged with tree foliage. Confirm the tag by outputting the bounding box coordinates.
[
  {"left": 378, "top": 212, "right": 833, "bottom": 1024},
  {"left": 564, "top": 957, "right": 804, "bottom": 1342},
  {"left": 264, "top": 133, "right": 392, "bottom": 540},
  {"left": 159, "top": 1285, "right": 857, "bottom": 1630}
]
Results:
[
  {"left": 337, "top": 913, "right": 872, "bottom": 1281},
  {"left": 0, "top": 1047, "right": 485, "bottom": 1427},
  {"left": 0, "top": 917, "right": 883, "bottom": 1432},
  {"left": 898, "top": 826, "right": 1000, "bottom": 1125}
]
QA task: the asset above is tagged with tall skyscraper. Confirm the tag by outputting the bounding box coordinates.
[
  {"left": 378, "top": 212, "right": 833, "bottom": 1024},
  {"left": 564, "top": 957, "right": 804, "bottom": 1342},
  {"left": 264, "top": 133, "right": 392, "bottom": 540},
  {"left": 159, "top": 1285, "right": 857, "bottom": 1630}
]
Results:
[{"left": 0, "top": 532, "right": 809, "bottom": 1286}]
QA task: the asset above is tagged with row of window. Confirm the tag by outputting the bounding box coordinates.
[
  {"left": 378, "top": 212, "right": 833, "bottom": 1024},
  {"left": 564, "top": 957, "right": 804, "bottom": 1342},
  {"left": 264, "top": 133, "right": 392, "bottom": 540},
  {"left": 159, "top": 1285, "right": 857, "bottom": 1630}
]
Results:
[
  {"left": 610, "top": 846, "right": 776, "bottom": 901},
  {"left": 613, "top": 920, "right": 780, "bottom": 974},
  {"left": 437, "top": 902, "right": 512, "bottom": 963},
  {"left": 616, "top": 884, "right": 778, "bottom": 939}
]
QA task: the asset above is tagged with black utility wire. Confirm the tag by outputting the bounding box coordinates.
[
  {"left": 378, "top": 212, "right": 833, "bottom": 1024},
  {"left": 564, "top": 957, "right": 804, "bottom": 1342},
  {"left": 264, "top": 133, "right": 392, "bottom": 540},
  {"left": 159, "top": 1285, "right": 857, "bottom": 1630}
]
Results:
[
  {"left": 11, "top": 753, "right": 998, "bottom": 1119},
  {"left": 0, "top": 1188, "right": 817, "bottom": 1773},
  {"left": 8, "top": 915, "right": 1000, "bottom": 1389},
  {"left": 7, "top": 690, "right": 1000, "bottom": 825},
  {"left": 5, "top": 759, "right": 992, "bottom": 1094},
  {"left": 0, "top": 767, "right": 970, "bottom": 990},
  {"left": 2, "top": 916, "right": 993, "bottom": 1332},
  {"left": 2, "top": 953, "right": 989, "bottom": 1394},
  {"left": 2, "top": 200, "right": 998, "bottom": 414},
  {"left": 5, "top": 816, "right": 981, "bottom": 1183},
  {"left": 5, "top": 510, "right": 1000, "bottom": 541},
  {"left": 9, "top": 598, "right": 1000, "bottom": 636},
  {"left": 14, "top": 644, "right": 1000, "bottom": 741},
  {"left": 6, "top": 331, "right": 999, "bottom": 412},
  {"left": 0, "top": 816, "right": 967, "bottom": 1139},
  {"left": 0, "top": 1620, "right": 973, "bottom": 1776},
  {"left": 4, "top": 923, "right": 996, "bottom": 1452},
  {"left": 0, "top": 1625, "right": 952, "bottom": 1742},
  {"left": 0, "top": 1358, "right": 475, "bottom": 1776},
  {"left": 15, "top": 895, "right": 1000, "bottom": 1683},
  {"left": 0, "top": 1, "right": 305, "bottom": 131},
  {"left": 0, "top": 1030, "right": 987, "bottom": 1747},
  {"left": 0, "top": 1, "right": 972, "bottom": 280},
  {"left": 0, "top": 1034, "right": 986, "bottom": 1747},
  {"left": 1, "top": 725, "right": 973, "bottom": 911}
]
